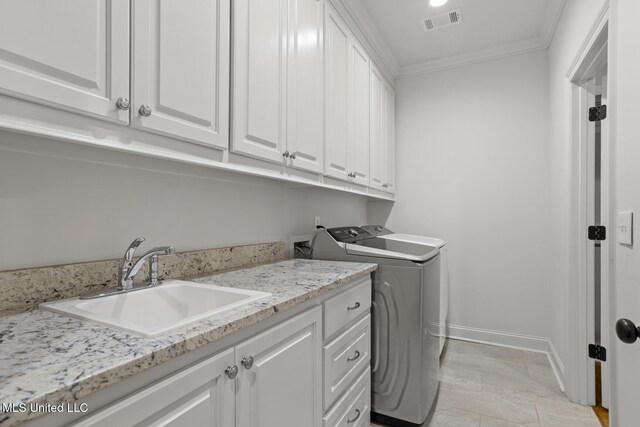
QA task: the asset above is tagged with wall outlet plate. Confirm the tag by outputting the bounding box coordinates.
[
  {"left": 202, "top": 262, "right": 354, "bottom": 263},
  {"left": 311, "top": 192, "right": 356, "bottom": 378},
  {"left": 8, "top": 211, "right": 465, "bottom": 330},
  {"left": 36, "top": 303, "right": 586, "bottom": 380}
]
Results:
[{"left": 617, "top": 211, "right": 633, "bottom": 245}]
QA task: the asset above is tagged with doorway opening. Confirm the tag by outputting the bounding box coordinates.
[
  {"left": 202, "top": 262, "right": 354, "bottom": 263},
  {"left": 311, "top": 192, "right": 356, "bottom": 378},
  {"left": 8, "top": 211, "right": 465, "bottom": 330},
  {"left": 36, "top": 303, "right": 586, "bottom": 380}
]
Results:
[{"left": 566, "top": 9, "right": 611, "bottom": 427}]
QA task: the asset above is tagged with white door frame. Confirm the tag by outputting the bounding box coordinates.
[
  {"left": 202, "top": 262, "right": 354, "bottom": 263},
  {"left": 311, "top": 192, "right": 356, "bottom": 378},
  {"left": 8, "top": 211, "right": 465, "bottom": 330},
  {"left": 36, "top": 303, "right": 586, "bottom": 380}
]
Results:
[{"left": 565, "top": 2, "right": 611, "bottom": 406}]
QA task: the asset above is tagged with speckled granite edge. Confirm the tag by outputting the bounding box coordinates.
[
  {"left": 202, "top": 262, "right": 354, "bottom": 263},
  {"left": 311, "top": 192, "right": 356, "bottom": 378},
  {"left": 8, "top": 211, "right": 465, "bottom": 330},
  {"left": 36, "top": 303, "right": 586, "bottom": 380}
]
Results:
[
  {"left": 0, "top": 242, "right": 285, "bottom": 316},
  {"left": 0, "top": 260, "right": 377, "bottom": 426}
]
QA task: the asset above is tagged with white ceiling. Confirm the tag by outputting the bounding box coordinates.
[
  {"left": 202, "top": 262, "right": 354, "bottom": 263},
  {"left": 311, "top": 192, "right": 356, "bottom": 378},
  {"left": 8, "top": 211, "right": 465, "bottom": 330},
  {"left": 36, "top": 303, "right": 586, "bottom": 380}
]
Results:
[{"left": 358, "top": 0, "right": 565, "bottom": 76}]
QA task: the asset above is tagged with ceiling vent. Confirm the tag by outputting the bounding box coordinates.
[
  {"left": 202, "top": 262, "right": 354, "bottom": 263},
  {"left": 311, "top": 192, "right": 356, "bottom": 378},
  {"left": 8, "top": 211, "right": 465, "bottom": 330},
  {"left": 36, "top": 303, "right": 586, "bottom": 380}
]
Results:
[{"left": 421, "top": 8, "right": 463, "bottom": 32}]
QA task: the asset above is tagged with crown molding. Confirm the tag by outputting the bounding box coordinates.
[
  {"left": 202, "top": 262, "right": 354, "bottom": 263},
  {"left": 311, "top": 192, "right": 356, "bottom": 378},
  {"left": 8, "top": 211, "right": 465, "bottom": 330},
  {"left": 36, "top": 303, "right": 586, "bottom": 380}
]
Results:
[
  {"left": 397, "top": 0, "right": 567, "bottom": 80},
  {"left": 328, "top": 0, "right": 401, "bottom": 83},
  {"left": 542, "top": 0, "right": 568, "bottom": 47},
  {"left": 398, "top": 37, "right": 548, "bottom": 79}
]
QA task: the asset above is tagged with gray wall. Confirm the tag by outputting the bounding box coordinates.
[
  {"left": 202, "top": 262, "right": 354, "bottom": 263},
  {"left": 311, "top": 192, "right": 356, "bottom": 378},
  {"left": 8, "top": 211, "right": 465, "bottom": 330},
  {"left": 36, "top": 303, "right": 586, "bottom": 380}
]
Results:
[{"left": 0, "top": 131, "right": 368, "bottom": 270}]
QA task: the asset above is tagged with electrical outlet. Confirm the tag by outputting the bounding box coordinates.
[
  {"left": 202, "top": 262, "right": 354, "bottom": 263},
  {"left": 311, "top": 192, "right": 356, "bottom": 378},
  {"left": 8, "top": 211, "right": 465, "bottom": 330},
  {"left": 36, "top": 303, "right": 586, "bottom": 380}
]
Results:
[{"left": 315, "top": 216, "right": 321, "bottom": 227}]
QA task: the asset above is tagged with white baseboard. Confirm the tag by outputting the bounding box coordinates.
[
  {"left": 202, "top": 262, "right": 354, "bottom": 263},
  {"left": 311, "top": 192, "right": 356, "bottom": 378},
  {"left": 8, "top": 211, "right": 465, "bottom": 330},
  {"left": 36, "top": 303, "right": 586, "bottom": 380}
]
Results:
[
  {"left": 546, "top": 340, "right": 566, "bottom": 392},
  {"left": 447, "top": 324, "right": 565, "bottom": 392}
]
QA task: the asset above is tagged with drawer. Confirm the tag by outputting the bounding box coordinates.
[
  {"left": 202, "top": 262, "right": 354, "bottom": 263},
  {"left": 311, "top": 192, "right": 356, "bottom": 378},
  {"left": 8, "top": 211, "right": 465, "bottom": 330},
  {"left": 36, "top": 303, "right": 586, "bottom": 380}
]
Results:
[
  {"left": 323, "top": 367, "right": 371, "bottom": 427},
  {"left": 324, "top": 314, "right": 371, "bottom": 411},
  {"left": 324, "top": 277, "right": 371, "bottom": 339}
]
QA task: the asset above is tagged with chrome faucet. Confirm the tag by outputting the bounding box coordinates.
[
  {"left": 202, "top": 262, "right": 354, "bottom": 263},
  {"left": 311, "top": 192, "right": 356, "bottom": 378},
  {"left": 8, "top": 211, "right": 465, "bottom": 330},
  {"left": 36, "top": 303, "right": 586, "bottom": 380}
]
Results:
[{"left": 118, "top": 238, "right": 175, "bottom": 290}]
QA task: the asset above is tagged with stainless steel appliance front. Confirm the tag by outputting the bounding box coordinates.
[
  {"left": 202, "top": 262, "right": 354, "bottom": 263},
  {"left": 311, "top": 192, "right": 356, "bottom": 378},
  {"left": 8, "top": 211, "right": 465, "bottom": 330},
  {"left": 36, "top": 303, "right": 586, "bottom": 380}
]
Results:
[{"left": 312, "top": 227, "right": 440, "bottom": 426}]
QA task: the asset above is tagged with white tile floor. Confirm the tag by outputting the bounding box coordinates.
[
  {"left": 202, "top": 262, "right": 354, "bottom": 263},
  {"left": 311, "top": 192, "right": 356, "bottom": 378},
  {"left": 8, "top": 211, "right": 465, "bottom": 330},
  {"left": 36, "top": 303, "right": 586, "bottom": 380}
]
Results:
[{"left": 373, "top": 339, "right": 602, "bottom": 427}]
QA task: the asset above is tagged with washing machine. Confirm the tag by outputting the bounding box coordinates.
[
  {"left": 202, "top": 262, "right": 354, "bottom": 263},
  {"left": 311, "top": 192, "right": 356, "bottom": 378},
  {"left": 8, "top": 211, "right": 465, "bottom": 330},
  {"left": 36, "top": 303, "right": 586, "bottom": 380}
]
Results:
[
  {"left": 362, "top": 226, "right": 449, "bottom": 356},
  {"left": 312, "top": 226, "right": 440, "bottom": 426}
]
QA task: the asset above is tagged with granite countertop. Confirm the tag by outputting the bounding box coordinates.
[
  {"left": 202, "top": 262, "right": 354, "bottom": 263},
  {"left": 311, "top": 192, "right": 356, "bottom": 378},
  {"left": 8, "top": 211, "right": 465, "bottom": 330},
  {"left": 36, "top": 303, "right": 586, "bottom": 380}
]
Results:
[{"left": 0, "top": 259, "right": 376, "bottom": 426}]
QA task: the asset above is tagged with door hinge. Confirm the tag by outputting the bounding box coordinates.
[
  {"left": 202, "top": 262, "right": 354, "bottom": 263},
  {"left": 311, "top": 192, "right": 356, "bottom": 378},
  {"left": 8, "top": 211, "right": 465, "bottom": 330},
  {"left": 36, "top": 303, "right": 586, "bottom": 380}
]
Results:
[
  {"left": 588, "top": 225, "right": 606, "bottom": 241},
  {"left": 588, "top": 344, "right": 607, "bottom": 361},
  {"left": 589, "top": 105, "right": 607, "bottom": 122}
]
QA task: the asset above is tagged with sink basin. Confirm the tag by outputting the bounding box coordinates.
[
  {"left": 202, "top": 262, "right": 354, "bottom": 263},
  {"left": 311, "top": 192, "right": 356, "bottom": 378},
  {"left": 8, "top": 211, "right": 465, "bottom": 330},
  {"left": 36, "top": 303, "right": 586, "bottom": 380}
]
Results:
[{"left": 40, "top": 280, "right": 271, "bottom": 338}]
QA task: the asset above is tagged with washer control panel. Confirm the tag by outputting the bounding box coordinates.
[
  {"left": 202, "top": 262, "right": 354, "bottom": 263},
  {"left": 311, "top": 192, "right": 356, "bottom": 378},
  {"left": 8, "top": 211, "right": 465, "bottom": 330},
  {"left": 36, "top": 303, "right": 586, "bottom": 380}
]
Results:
[{"left": 327, "top": 226, "right": 373, "bottom": 243}]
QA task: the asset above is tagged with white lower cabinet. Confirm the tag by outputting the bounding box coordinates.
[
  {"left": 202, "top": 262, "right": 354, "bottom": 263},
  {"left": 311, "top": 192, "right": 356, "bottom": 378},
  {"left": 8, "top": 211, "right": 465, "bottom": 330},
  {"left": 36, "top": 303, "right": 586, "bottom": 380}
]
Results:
[
  {"left": 74, "top": 348, "right": 235, "bottom": 427},
  {"left": 71, "top": 280, "right": 371, "bottom": 427},
  {"left": 322, "top": 278, "right": 372, "bottom": 424},
  {"left": 323, "top": 315, "right": 371, "bottom": 411},
  {"left": 236, "top": 307, "right": 322, "bottom": 427},
  {"left": 323, "top": 367, "right": 371, "bottom": 427}
]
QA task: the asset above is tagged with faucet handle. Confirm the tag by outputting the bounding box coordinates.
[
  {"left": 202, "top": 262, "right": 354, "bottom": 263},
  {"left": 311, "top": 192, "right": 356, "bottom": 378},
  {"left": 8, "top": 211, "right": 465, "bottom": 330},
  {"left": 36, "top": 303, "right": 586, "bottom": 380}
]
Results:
[{"left": 123, "top": 237, "right": 146, "bottom": 263}]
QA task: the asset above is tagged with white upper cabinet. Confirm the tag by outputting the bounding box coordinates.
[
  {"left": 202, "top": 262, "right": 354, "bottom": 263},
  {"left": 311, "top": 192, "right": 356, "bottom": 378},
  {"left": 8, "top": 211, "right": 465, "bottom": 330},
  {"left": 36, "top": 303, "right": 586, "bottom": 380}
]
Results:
[
  {"left": 348, "top": 41, "right": 371, "bottom": 187},
  {"left": 383, "top": 83, "right": 396, "bottom": 193},
  {"left": 131, "top": 0, "right": 230, "bottom": 149},
  {"left": 0, "top": 0, "right": 130, "bottom": 123},
  {"left": 324, "top": 4, "right": 370, "bottom": 186},
  {"left": 369, "top": 64, "right": 385, "bottom": 190},
  {"left": 370, "top": 66, "right": 395, "bottom": 193},
  {"left": 324, "top": 5, "right": 350, "bottom": 182},
  {"left": 233, "top": 0, "right": 324, "bottom": 173},
  {"left": 286, "top": 0, "right": 324, "bottom": 173},
  {"left": 232, "top": 0, "right": 288, "bottom": 163},
  {"left": 236, "top": 307, "right": 322, "bottom": 427}
]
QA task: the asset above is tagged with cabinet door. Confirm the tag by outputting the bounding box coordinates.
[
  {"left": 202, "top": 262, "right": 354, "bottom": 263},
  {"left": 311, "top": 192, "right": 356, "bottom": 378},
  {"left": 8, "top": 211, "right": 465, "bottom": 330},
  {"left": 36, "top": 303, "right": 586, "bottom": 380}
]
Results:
[
  {"left": 0, "top": 0, "right": 129, "bottom": 123},
  {"left": 132, "top": 0, "right": 229, "bottom": 149},
  {"left": 383, "top": 84, "right": 396, "bottom": 193},
  {"left": 233, "top": 0, "right": 288, "bottom": 163},
  {"left": 369, "top": 64, "right": 385, "bottom": 190},
  {"left": 74, "top": 348, "right": 235, "bottom": 427},
  {"left": 236, "top": 307, "right": 322, "bottom": 427},
  {"left": 349, "top": 42, "right": 370, "bottom": 186},
  {"left": 286, "top": 0, "right": 324, "bottom": 173},
  {"left": 324, "top": 4, "right": 350, "bottom": 182}
]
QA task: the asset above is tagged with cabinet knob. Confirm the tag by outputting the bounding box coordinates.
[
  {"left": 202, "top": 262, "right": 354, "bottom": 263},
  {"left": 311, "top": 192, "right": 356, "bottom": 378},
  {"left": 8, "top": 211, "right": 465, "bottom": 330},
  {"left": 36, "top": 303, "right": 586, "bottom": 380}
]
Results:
[
  {"left": 348, "top": 172, "right": 356, "bottom": 178},
  {"left": 347, "top": 408, "right": 361, "bottom": 424},
  {"left": 139, "top": 104, "right": 152, "bottom": 117},
  {"left": 116, "top": 97, "right": 130, "bottom": 110},
  {"left": 289, "top": 153, "right": 296, "bottom": 160},
  {"left": 347, "top": 301, "right": 361, "bottom": 311},
  {"left": 382, "top": 183, "right": 389, "bottom": 188},
  {"left": 241, "top": 356, "right": 254, "bottom": 369},
  {"left": 282, "top": 150, "right": 290, "bottom": 158},
  {"left": 225, "top": 365, "right": 238, "bottom": 379}
]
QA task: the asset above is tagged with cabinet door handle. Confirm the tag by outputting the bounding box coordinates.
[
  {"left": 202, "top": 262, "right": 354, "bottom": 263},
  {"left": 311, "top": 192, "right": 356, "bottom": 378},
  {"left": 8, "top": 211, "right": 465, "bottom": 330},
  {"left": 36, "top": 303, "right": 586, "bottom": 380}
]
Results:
[
  {"left": 139, "top": 104, "right": 152, "bottom": 117},
  {"left": 116, "top": 97, "right": 130, "bottom": 110},
  {"left": 347, "top": 408, "right": 361, "bottom": 424},
  {"left": 347, "top": 350, "right": 361, "bottom": 362},
  {"left": 225, "top": 365, "right": 238, "bottom": 379},
  {"left": 241, "top": 356, "right": 254, "bottom": 369},
  {"left": 347, "top": 302, "right": 361, "bottom": 311}
]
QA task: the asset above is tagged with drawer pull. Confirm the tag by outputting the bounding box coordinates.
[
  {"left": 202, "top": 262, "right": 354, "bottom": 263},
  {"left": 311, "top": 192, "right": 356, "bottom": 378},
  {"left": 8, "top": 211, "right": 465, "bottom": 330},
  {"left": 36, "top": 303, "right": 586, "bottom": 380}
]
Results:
[
  {"left": 347, "top": 350, "right": 361, "bottom": 362},
  {"left": 347, "top": 302, "right": 361, "bottom": 311},
  {"left": 347, "top": 408, "right": 361, "bottom": 424}
]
